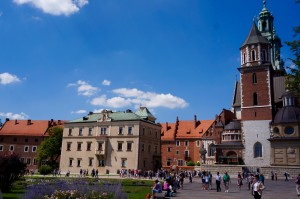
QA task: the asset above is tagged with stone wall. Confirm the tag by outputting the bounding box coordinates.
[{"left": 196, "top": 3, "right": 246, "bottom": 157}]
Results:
[{"left": 194, "top": 165, "right": 300, "bottom": 179}]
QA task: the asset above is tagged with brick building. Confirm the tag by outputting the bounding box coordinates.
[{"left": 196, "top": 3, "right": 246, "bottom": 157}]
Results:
[
  {"left": 0, "top": 119, "right": 63, "bottom": 171},
  {"left": 161, "top": 109, "right": 234, "bottom": 167}
]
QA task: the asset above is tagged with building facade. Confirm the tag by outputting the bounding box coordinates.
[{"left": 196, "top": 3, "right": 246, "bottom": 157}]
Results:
[
  {"left": 0, "top": 119, "right": 62, "bottom": 171},
  {"left": 59, "top": 107, "right": 161, "bottom": 175}
]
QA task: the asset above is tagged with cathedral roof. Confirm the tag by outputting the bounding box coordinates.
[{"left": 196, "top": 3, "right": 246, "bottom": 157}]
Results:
[
  {"left": 241, "top": 22, "right": 269, "bottom": 48},
  {"left": 224, "top": 121, "right": 241, "bottom": 130},
  {"left": 273, "top": 106, "right": 300, "bottom": 124}
]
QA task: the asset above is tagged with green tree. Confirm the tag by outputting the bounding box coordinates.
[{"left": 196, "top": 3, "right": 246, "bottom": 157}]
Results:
[
  {"left": 37, "top": 126, "right": 63, "bottom": 168},
  {"left": 0, "top": 154, "right": 26, "bottom": 192},
  {"left": 285, "top": 3, "right": 300, "bottom": 98}
]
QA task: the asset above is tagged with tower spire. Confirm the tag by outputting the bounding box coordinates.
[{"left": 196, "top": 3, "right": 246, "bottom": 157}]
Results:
[{"left": 263, "top": 0, "right": 266, "bottom": 8}]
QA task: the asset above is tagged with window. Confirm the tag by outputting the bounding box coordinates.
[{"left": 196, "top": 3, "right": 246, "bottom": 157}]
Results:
[
  {"left": 68, "top": 128, "right": 72, "bottom": 136},
  {"left": 208, "top": 144, "right": 215, "bottom": 157},
  {"left": 118, "top": 142, "right": 123, "bottom": 151},
  {"left": 167, "top": 158, "right": 171, "bottom": 166},
  {"left": 77, "top": 159, "right": 81, "bottom": 167},
  {"left": 184, "top": 150, "right": 189, "bottom": 157},
  {"left": 32, "top": 146, "right": 37, "bottom": 152},
  {"left": 9, "top": 145, "right": 14, "bottom": 151},
  {"left": 128, "top": 127, "right": 132, "bottom": 135},
  {"left": 79, "top": 128, "right": 83, "bottom": 136},
  {"left": 89, "top": 158, "right": 93, "bottom": 166},
  {"left": 67, "top": 143, "right": 71, "bottom": 151},
  {"left": 243, "top": 53, "right": 246, "bottom": 64},
  {"left": 77, "top": 143, "right": 82, "bottom": 151},
  {"left": 127, "top": 142, "right": 132, "bottom": 151},
  {"left": 143, "top": 160, "right": 146, "bottom": 168},
  {"left": 184, "top": 140, "right": 189, "bottom": 146},
  {"left": 24, "top": 146, "right": 29, "bottom": 152},
  {"left": 176, "top": 150, "right": 179, "bottom": 155},
  {"left": 142, "top": 128, "right": 145, "bottom": 135},
  {"left": 262, "top": 49, "right": 267, "bottom": 61},
  {"left": 155, "top": 131, "right": 158, "bottom": 138},
  {"left": 284, "top": 127, "right": 294, "bottom": 135},
  {"left": 69, "top": 159, "right": 73, "bottom": 167},
  {"left": 196, "top": 140, "right": 200, "bottom": 147},
  {"left": 88, "top": 128, "right": 93, "bottom": 136},
  {"left": 252, "top": 73, "right": 257, "bottom": 84},
  {"left": 98, "top": 142, "right": 103, "bottom": 151},
  {"left": 148, "top": 145, "right": 151, "bottom": 152},
  {"left": 154, "top": 146, "right": 158, "bottom": 154},
  {"left": 25, "top": 138, "right": 28, "bottom": 142},
  {"left": 141, "top": 143, "right": 144, "bottom": 151},
  {"left": 35, "top": 138, "right": 38, "bottom": 142},
  {"left": 167, "top": 147, "right": 171, "bottom": 152},
  {"left": 26, "top": 158, "right": 31, "bottom": 165},
  {"left": 99, "top": 159, "right": 105, "bottom": 167},
  {"left": 87, "top": 142, "right": 92, "bottom": 151},
  {"left": 253, "top": 92, "right": 258, "bottom": 106},
  {"left": 254, "top": 142, "right": 262, "bottom": 158},
  {"left": 121, "top": 158, "right": 127, "bottom": 167},
  {"left": 178, "top": 160, "right": 184, "bottom": 166},
  {"left": 176, "top": 140, "right": 180, "bottom": 146},
  {"left": 101, "top": 128, "right": 107, "bottom": 135},
  {"left": 21, "top": 158, "right": 25, "bottom": 163},
  {"left": 0, "top": 145, "right": 3, "bottom": 151},
  {"left": 251, "top": 50, "right": 256, "bottom": 61},
  {"left": 33, "top": 158, "right": 37, "bottom": 165},
  {"left": 119, "top": 127, "right": 123, "bottom": 135}
]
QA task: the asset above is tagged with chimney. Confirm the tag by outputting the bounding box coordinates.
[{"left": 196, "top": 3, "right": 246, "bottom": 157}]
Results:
[
  {"left": 88, "top": 111, "right": 93, "bottom": 115},
  {"left": 6, "top": 118, "right": 9, "bottom": 122},
  {"left": 48, "top": 120, "right": 51, "bottom": 127},
  {"left": 15, "top": 120, "right": 18, "bottom": 125},
  {"left": 194, "top": 115, "right": 197, "bottom": 128},
  {"left": 27, "top": 119, "right": 31, "bottom": 125},
  {"left": 166, "top": 122, "right": 168, "bottom": 130}
]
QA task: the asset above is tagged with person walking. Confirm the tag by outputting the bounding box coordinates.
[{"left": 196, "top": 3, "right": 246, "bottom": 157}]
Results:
[
  {"left": 237, "top": 172, "right": 243, "bottom": 191},
  {"left": 295, "top": 173, "right": 300, "bottom": 197},
  {"left": 271, "top": 171, "right": 274, "bottom": 181},
  {"left": 215, "top": 172, "right": 222, "bottom": 192},
  {"left": 252, "top": 175, "right": 265, "bottom": 199},
  {"left": 223, "top": 172, "right": 231, "bottom": 193},
  {"left": 284, "top": 171, "right": 289, "bottom": 181}
]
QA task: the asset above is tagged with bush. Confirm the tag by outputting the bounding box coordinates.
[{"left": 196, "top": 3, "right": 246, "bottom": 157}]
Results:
[
  {"left": 0, "top": 153, "right": 26, "bottom": 192},
  {"left": 196, "top": 162, "right": 201, "bottom": 166},
  {"left": 186, "top": 161, "right": 195, "bottom": 166},
  {"left": 38, "top": 165, "right": 52, "bottom": 175}
]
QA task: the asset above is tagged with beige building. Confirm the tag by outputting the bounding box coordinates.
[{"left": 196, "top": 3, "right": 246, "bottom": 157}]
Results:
[{"left": 59, "top": 107, "right": 161, "bottom": 175}]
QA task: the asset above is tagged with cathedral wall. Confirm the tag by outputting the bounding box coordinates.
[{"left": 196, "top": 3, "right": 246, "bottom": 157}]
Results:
[{"left": 242, "top": 120, "right": 271, "bottom": 166}]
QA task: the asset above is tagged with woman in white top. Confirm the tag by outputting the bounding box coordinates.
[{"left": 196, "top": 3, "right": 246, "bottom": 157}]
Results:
[{"left": 252, "top": 175, "right": 264, "bottom": 199}]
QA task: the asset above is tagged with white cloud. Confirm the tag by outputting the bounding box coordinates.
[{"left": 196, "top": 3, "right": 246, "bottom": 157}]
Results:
[
  {"left": 0, "top": 72, "right": 21, "bottom": 85},
  {"left": 102, "top": 79, "right": 111, "bottom": 86},
  {"left": 71, "top": 109, "right": 86, "bottom": 114},
  {"left": 13, "top": 0, "right": 88, "bottom": 16},
  {"left": 67, "top": 80, "right": 99, "bottom": 96},
  {"left": 90, "top": 88, "right": 188, "bottom": 109},
  {"left": 0, "top": 112, "right": 29, "bottom": 120}
]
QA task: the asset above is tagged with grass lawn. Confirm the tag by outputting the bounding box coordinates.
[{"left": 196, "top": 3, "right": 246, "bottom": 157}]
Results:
[{"left": 1, "top": 177, "right": 154, "bottom": 199}]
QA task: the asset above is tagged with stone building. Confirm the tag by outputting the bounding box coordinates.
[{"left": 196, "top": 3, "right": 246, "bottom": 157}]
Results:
[
  {"left": 59, "top": 107, "right": 161, "bottom": 175},
  {"left": 0, "top": 119, "right": 62, "bottom": 171},
  {"left": 269, "top": 92, "right": 300, "bottom": 166}
]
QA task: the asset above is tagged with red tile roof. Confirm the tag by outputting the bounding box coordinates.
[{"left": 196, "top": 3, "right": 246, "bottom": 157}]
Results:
[
  {"left": 0, "top": 119, "right": 63, "bottom": 136},
  {"left": 161, "top": 119, "right": 214, "bottom": 140}
]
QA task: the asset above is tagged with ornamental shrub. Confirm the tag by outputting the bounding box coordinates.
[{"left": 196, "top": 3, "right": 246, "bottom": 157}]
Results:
[
  {"left": 186, "top": 161, "right": 195, "bottom": 166},
  {"left": 38, "top": 165, "right": 52, "bottom": 175}
]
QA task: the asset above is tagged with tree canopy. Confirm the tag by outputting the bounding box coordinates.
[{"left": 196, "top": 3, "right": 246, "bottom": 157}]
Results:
[
  {"left": 37, "top": 126, "right": 63, "bottom": 168},
  {"left": 285, "top": 3, "right": 300, "bottom": 99}
]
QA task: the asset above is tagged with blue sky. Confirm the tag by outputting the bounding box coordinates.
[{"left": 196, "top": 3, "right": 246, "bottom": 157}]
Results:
[{"left": 0, "top": 0, "right": 299, "bottom": 123}]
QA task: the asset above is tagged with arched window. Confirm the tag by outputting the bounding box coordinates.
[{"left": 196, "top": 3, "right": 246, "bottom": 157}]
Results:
[
  {"left": 252, "top": 73, "right": 257, "bottom": 84},
  {"left": 208, "top": 144, "right": 215, "bottom": 157},
  {"left": 254, "top": 142, "right": 262, "bottom": 158},
  {"left": 243, "top": 53, "right": 246, "bottom": 64},
  {"left": 251, "top": 50, "right": 256, "bottom": 61},
  {"left": 253, "top": 92, "right": 258, "bottom": 105},
  {"left": 262, "top": 50, "right": 267, "bottom": 61},
  {"left": 262, "top": 21, "right": 267, "bottom": 31}
]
